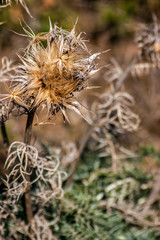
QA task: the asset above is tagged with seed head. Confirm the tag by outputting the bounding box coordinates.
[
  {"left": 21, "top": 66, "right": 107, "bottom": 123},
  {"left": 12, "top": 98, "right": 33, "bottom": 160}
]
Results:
[{"left": 4, "top": 21, "right": 101, "bottom": 122}]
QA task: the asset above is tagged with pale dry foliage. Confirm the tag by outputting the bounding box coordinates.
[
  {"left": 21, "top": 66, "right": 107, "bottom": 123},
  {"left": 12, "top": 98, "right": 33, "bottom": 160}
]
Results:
[
  {"left": 8, "top": 214, "right": 58, "bottom": 240},
  {"left": 1, "top": 141, "right": 66, "bottom": 238},
  {"left": 90, "top": 90, "right": 139, "bottom": 171},
  {"left": 0, "top": 0, "right": 31, "bottom": 16},
  {"left": 0, "top": 200, "right": 58, "bottom": 240},
  {"left": 52, "top": 141, "right": 78, "bottom": 167},
  {"left": 4, "top": 141, "right": 66, "bottom": 201},
  {"left": 94, "top": 91, "right": 140, "bottom": 133},
  {"left": 0, "top": 57, "right": 20, "bottom": 122},
  {"left": 89, "top": 55, "right": 140, "bottom": 172}
]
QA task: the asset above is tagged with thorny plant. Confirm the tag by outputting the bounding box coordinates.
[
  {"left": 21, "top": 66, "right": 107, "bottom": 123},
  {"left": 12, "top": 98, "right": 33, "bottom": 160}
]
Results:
[
  {"left": 0, "top": 18, "right": 103, "bottom": 238},
  {"left": 0, "top": 20, "right": 101, "bottom": 124},
  {"left": 1, "top": 4, "right": 160, "bottom": 240}
]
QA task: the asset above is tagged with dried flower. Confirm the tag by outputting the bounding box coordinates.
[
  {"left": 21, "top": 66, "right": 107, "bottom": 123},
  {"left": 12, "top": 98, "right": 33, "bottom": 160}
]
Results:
[
  {"left": 136, "top": 15, "right": 160, "bottom": 65},
  {"left": 2, "top": 21, "right": 101, "bottom": 122}
]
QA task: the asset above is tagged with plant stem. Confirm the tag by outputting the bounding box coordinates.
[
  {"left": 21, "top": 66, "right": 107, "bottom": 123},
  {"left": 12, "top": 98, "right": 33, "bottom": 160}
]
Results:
[
  {"left": 1, "top": 119, "right": 9, "bottom": 148},
  {"left": 115, "top": 55, "right": 139, "bottom": 91},
  {"left": 66, "top": 121, "right": 97, "bottom": 187},
  {"left": 23, "top": 107, "right": 36, "bottom": 224}
]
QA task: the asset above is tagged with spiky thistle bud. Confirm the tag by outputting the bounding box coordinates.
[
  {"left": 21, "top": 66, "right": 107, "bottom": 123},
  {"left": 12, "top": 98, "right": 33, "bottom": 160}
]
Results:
[{"left": 2, "top": 21, "right": 101, "bottom": 122}]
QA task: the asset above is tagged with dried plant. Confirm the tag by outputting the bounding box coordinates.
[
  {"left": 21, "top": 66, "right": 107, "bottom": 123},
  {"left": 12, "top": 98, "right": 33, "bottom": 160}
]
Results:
[
  {"left": 4, "top": 141, "right": 38, "bottom": 199},
  {"left": 14, "top": 214, "right": 58, "bottom": 240},
  {"left": 3, "top": 141, "right": 66, "bottom": 201},
  {"left": 0, "top": 21, "right": 101, "bottom": 123},
  {"left": 86, "top": 56, "right": 140, "bottom": 172},
  {"left": 0, "top": 19, "right": 104, "bottom": 238},
  {"left": 1, "top": 141, "right": 65, "bottom": 238},
  {"left": 0, "top": 0, "right": 31, "bottom": 17},
  {"left": 94, "top": 91, "right": 140, "bottom": 133},
  {"left": 52, "top": 141, "right": 78, "bottom": 167}
]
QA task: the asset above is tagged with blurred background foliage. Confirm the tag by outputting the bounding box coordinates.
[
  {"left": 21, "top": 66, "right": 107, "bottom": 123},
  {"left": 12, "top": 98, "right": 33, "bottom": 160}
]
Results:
[{"left": 1, "top": 0, "right": 160, "bottom": 46}]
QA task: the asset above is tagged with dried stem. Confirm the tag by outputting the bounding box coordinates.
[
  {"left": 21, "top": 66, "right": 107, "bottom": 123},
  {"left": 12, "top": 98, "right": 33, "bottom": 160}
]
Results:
[
  {"left": 115, "top": 55, "right": 139, "bottom": 91},
  {"left": 1, "top": 119, "right": 9, "bottom": 147},
  {"left": 23, "top": 107, "right": 36, "bottom": 224},
  {"left": 142, "top": 169, "right": 160, "bottom": 214},
  {"left": 66, "top": 121, "right": 98, "bottom": 187}
]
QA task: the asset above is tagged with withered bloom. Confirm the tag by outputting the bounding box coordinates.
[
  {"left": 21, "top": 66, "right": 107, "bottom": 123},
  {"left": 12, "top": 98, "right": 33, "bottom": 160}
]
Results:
[
  {"left": 136, "top": 15, "right": 160, "bottom": 64},
  {"left": 3, "top": 21, "right": 101, "bottom": 122}
]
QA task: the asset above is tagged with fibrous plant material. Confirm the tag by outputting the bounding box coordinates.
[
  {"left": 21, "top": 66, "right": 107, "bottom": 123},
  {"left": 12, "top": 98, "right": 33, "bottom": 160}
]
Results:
[
  {"left": 0, "top": 21, "right": 101, "bottom": 123},
  {"left": 0, "top": 57, "right": 16, "bottom": 82},
  {"left": 1, "top": 141, "right": 65, "bottom": 238},
  {"left": 94, "top": 91, "right": 140, "bottom": 133},
  {"left": 4, "top": 141, "right": 38, "bottom": 199},
  {"left": 52, "top": 141, "right": 78, "bottom": 168},
  {"left": 4, "top": 141, "right": 65, "bottom": 201},
  {"left": 7, "top": 213, "right": 58, "bottom": 240},
  {"left": 0, "top": 0, "right": 31, "bottom": 17},
  {"left": 87, "top": 56, "right": 140, "bottom": 172}
]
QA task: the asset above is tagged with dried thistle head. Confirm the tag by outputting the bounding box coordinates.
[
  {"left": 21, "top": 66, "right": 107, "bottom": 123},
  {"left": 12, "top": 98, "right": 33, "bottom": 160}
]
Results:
[
  {"left": 2, "top": 21, "right": 101, "bottom": 122},
  {"left": 136, "top": 15, "right": 160, "bottom": 64}
]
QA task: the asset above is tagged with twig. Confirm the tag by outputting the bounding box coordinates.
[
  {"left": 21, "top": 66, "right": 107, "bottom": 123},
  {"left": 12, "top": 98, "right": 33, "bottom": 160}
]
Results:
[
  {"left": 23, "top": 107, "right": 36, "bottom": 224},
  {"left": 110, "top": 203, "right": 160, "bottom": 230},
  {"left": 66, "top": 122, "right": 97, "bottom": 187},
  {"left": 142, "top": 169, "right": 160, "bottom": 214},
  {"left": 0, "top": 117, "right": 9, "bottom": 148},
  {"left": 115, "top": 55, "right": 139, "bottom": 91}
]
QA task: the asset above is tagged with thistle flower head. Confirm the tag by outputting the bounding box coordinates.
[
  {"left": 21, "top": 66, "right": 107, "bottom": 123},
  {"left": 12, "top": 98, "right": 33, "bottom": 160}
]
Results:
[{"left": 4, "top": 21, "right": 101, "bottom": 122}]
